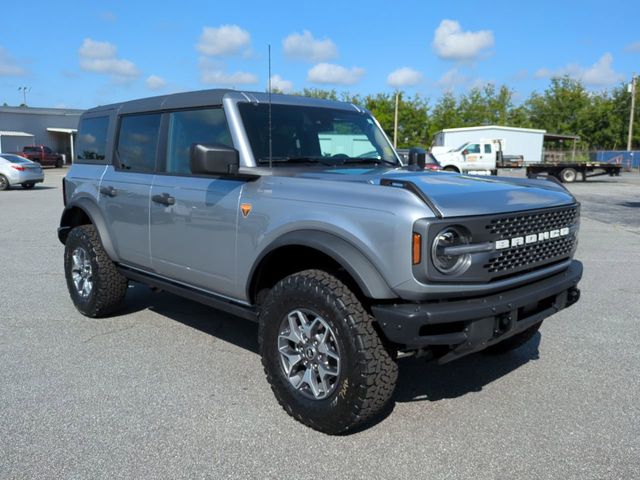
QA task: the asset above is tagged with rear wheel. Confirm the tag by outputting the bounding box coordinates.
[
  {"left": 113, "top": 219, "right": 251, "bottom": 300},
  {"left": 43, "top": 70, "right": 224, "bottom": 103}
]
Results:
[
  {"left": 559, "top": 168, "right": 577, "bottom": 183},
  {"left": 259, "top": 269, "right": 398, "bottom": 434},
  {"left": 64, "top": 224, "right": 128, "bottom": 317},
  {"left": 55, "top": 158, "right": 63, "bottom": 168},
  {"left": 0, "top": 175, "right": 9, "bottom": 191},
  {"left": 484, "top": 321, "right": 542, "bottom": 355},
  {"left": 21, "top": 183, "right": 35, "bottom": 189}
]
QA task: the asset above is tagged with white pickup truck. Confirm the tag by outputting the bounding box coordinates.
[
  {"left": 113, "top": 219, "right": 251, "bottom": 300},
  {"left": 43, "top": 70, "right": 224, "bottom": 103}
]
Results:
[{"left": 431, "top": 141, "right": 523, "bottom": 175}]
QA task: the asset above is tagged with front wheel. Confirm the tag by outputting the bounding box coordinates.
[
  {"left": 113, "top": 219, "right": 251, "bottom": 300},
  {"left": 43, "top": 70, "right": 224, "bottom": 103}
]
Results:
[
  {"left": 259, "top": 270, "right": 398, "bottom": 434},
  {"left": 64, "top": 224, "right": 128, "bottom": 317},
  {"left": 55, "top": 158, "right": 63, "bottom": 168}
]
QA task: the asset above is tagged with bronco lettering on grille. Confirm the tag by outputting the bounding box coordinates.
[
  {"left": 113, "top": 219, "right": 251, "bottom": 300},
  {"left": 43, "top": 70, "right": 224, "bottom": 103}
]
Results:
[{"left": 496, "top": 227, "right": 570, "bottom": 250}]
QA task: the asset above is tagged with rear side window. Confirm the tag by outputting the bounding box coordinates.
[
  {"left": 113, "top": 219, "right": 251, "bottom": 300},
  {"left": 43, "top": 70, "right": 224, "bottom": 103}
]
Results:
[
  {"left": 164, "top": 108, "right": 232, "bottom": 174},
  {"left": 117, "top": 113, "right": 161, "bottom": 172},
  {"left": 484, "top": 144, "right": 492, "bottom": 154},
  {"left": 76, "top": 116, "right": 109, "bottom": 162}
]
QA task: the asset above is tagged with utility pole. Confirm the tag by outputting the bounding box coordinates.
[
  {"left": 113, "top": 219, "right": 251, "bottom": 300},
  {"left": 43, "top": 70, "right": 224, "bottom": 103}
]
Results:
[
  {"left": 628, "top": 74, "right": 637, "bottom": 152},
  {"left": 393, "top": 91, "right": 399, "bottom": 148},
  {"left": 18, "top": 86, "right": 30, "bottom": 106}
]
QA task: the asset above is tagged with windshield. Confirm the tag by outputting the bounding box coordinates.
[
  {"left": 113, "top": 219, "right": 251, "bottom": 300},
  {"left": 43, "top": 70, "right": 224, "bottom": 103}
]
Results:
[{"left": 238, "top": 103, "right": 399, "bottom": 166}]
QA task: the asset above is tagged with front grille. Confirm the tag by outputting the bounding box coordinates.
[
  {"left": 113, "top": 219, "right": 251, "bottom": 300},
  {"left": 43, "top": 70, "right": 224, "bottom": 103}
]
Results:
[
  {"left": 483, "top": 205, "right": 579, "bottom": 277},
  {"left": 486, "top": 206, "right": 578, "bottom": 238},
  {"left": 485, "top": 235, "right": 575, "bottom": 274}
]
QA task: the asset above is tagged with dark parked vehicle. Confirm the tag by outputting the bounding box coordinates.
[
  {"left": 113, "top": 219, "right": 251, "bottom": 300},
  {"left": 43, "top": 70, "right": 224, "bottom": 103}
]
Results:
[{"left": 18, "top": 145, "right": 64, "bottom": 168}]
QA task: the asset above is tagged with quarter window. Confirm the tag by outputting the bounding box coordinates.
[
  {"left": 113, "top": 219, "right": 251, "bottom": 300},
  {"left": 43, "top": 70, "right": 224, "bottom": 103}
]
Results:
[
  {"left": 76, "top": 116, "right": 109, "bottom": 161},
  {"left": 165, "top": 108, "right": 232, "bottom": 174},
  {"left": 117, "top": 113, "right": 161, "bottom": 172}
]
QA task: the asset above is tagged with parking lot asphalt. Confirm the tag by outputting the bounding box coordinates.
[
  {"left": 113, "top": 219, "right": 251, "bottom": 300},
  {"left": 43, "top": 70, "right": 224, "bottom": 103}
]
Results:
[{"left": 1, "top": 169, "right": 638, "bottom": 480}]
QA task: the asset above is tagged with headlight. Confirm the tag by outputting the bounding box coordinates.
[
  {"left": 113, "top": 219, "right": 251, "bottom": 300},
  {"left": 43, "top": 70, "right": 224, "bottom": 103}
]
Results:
[{"left": 431, "top": 226, "right": 472, "bottom": 275}]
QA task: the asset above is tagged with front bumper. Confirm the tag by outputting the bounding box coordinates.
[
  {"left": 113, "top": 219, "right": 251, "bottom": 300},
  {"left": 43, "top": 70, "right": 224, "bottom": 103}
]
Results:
[{"left": 372, "top": 260, "right": 582, "bottom": 363}]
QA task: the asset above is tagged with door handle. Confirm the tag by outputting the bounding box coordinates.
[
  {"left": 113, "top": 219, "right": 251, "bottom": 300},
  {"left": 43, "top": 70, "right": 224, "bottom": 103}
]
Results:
[
  {"left": 100, "top": 186, "right": 118, "bottom": 197},
  {"left": 152, "top": 193, "right": 176, "bottom": 206}
]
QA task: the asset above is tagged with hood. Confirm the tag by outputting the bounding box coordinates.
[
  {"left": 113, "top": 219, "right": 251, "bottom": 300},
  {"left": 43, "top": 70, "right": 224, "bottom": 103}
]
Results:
[{"left": 295, "top": 168, "right": 575, "bottom": 218}]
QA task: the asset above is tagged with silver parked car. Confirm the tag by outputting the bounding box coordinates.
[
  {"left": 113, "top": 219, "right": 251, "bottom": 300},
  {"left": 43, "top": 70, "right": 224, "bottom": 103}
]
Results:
[{"left": 0, "top": 154, "right": 44, "bottom": 190}]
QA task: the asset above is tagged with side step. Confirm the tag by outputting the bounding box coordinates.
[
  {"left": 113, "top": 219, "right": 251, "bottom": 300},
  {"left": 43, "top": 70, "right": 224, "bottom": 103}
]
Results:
[{"left": 118, "top": 266, "right": 258, "bottom": 322}]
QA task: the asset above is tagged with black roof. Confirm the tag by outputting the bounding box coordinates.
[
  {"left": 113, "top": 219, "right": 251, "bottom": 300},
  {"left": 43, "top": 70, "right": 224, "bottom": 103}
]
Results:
[{"left": 86, "top": 88, "right": 362, "bottom": 115}]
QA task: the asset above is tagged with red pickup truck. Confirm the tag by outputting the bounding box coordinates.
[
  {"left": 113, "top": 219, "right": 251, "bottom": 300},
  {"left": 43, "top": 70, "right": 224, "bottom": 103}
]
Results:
[{"left": 18, "top": 145, "right": 64, "bottom": 168}]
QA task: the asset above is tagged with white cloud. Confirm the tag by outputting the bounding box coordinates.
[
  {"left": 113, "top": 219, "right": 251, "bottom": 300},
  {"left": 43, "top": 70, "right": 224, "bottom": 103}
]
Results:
[
  {"left": 78, "top": 38, "right": 140, "bottom": 79},
  {"left": 199, "top": 58, "right": 257, "bottom": 85},
  {"left": 436, "top": 68, "right": 469, "bottom": 90},
  {"left": 307, "top": 63, "right": 364, "bottom": 85},
  {"left": 197, "top": 25, "right": 251, "bottom": 56},
  {"left": 432, "top": 19, "right": 494, "bottom": 61},
  {"left": 269, "top": 74, "right": 293, "bottom": 93},
  {"left": 146, "top": 75, "right": 166, "bottom": 90},
  {"left": 387, "top": 67, "right": 423, "bottom": 88},
  {"left": 625, "top": 41, "right": 640, "bottom": 53},
  {"left": 283, "top": 31, "right": 337, "bottom": 62},
  {"left": 0, "top": 46, "right": 26, "bottom": 76},
  {"left": 535, "top": 53, "right": 624, "bottom": 87}
]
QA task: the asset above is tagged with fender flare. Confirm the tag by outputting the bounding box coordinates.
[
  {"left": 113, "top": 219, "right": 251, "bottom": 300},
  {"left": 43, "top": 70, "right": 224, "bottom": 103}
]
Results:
[
  {"left": 59, "top": 198, "right": 120, "bottom": 262},
  {"left": 248, "top": 230, "right": 397, "bottom": 300}
]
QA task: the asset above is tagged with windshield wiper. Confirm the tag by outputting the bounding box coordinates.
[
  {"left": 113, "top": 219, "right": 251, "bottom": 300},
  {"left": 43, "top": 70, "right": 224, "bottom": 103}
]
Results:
[
  {"left": 257, "top": 156, "right": 337, "bottom": 166},
  {"left": 344, "top": 157, "right": 397, "bottom": 166}
]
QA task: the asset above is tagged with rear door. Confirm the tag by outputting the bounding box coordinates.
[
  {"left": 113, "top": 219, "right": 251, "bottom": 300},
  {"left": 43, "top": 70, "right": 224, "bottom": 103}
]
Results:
[
  {"left": 149, "top": 107, "right": 244, "bottom": 296},
  {"left": 99, "top": 112, "right": 161, "bottom": 269}
]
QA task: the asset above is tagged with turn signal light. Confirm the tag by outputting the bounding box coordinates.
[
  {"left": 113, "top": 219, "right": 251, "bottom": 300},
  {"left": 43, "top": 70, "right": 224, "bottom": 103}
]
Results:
[{"left": 412, "top": 232, "right": 422, "bottom": 265}]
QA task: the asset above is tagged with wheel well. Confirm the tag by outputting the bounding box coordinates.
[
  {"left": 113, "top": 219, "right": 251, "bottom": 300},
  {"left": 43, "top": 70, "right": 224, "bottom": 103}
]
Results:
[
  {"left": 59, "top": 207, "right": 92, "bottom": 243},
  {"left": 249, "top": 245, "right": 363, "bottom": 305},
  {"left": 443, "top": 165, "right": 460, "bottom": 173}
]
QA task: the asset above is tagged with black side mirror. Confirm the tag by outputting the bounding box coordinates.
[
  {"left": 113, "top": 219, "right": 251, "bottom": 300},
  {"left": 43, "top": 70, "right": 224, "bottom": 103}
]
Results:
[
  {"left": 407, "top": 147, "right": 427, "bottom": 170},
  {"left": 190, "top": 143, "right": 239, "bottom": 175}
]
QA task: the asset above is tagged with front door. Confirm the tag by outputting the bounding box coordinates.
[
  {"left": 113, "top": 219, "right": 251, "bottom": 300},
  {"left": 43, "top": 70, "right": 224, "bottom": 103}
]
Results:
[{"left": 149, "top": 107, "right": 244, "bottom": 296}]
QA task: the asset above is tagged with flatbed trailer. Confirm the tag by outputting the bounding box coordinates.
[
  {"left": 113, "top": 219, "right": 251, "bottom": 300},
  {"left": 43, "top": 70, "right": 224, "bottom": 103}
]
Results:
[{"left": 526, "top": 162, "right": 622, "bottom": 183}]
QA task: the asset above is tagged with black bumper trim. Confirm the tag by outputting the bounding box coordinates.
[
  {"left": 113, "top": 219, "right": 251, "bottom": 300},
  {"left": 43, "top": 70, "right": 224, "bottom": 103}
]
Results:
[{"left": 372, "top": 260, "right": 582, "bottom": 358}]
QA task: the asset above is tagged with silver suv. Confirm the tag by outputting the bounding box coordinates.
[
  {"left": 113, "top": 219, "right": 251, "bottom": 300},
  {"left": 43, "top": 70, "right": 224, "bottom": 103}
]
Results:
[{"left": 59, "top": 89, "right": 582, "bottom": 434}]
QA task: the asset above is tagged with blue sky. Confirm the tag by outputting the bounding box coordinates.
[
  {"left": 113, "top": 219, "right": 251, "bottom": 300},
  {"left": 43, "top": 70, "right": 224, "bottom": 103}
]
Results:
[{"left": 1, "top": 0, "right": 639, "bottom": 109}]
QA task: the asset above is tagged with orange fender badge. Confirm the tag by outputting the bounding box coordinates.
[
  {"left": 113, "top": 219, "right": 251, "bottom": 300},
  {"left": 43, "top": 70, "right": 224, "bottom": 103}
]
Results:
[{"left": 240, "top": 203, "right": 252, "bottom": 217}]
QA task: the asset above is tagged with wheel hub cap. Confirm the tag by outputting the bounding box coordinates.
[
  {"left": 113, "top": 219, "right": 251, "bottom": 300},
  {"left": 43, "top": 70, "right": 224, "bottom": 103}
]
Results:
[
  {"left": 277, "top": 309, "right": 341, "bottom": 400},
  {"left": 71, "top": 247, "right": 93, "bottom": 298}
]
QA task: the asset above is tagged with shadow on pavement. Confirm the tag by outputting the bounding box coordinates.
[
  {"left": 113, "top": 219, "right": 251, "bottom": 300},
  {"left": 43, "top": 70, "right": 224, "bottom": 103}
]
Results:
[{"left": 118, "top": 282, "right": 540, "bottom": 433}]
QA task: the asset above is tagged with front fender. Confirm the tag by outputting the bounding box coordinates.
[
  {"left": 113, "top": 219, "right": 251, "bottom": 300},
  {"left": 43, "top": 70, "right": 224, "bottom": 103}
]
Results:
[{"left": 247, "top": 229, "right": 397, "bottom": 300}]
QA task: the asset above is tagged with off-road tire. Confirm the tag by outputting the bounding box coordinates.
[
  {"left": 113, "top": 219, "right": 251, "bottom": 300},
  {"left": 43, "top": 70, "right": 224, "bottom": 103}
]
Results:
[
  {"left": 64, "top": 224, "right": 128, "bottom": 317},
  {"left": 0, "top": 174, "right": 9, "bottom": 191},
  {"left": 21, "top": 183, "right": 35, "bottom": 189},
  {"left": 259, "top": 269, "right": 398, "bottom": 434},
  {"left": 484, "top": 321, "right": 542, "bottom": 355}
]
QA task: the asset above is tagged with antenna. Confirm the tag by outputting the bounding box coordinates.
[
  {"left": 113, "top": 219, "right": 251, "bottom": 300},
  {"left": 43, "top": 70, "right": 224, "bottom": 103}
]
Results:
[{"left": 268, "top": 44, "right": 273, "bottom": 168}]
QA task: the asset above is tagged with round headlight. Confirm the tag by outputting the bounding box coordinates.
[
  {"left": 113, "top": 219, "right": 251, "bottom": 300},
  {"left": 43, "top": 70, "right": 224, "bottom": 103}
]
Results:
[{"left": 431, "top": 226, "right": 472, "bottom": 275}]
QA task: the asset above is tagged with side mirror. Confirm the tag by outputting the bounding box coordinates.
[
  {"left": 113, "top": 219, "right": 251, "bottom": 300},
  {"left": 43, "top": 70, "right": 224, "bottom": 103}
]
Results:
[
  {"left": 407, "top": 147, "right": 427, "bottom": 170},
  {"left": 462, "top": 149, "right": 468, "bottom": 155},
  {"left": 190, "top": 143, "right": 239, "bottom": 175}
]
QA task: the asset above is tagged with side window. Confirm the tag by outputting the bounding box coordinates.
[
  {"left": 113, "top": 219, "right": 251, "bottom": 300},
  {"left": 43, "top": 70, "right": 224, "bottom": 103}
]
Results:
[
  {"left": 466, "top": 144, "right": 481, "bottom": 154},
  {"left": 484, "top": 144, "right": 492, "bottom": 154},
  {"left": 76, "top": 116, "right": 109, "bottom": 162},
  {"left": 117, "top": 113, "right": 161, "bottom": 172},
  {"left": 165, "top": 108, "right": 232, "bottom": 174}
]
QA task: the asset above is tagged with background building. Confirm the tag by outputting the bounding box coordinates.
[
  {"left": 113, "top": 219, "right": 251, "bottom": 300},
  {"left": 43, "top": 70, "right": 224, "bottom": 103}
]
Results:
[{"left": 0, "top": 106, "right": 84, "bottom": 163}]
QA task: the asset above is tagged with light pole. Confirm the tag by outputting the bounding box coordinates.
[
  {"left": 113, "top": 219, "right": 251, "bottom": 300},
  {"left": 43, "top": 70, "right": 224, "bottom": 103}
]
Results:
[
  {"left": 628, "top": 74, "right": 637, "bottom": 152},
  {"left": 393, "top": 90, "right": 400, "bottom": 148},
  {"left": 18, "top": 86, "right": 31, "bottom": 106}
]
